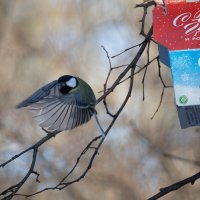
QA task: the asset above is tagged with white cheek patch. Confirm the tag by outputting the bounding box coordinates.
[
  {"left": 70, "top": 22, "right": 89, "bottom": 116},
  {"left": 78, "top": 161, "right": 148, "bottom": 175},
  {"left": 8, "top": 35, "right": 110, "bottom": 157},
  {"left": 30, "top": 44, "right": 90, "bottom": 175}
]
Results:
[{"left": 66, "top": 77, "right": 77, "bottom": 88}]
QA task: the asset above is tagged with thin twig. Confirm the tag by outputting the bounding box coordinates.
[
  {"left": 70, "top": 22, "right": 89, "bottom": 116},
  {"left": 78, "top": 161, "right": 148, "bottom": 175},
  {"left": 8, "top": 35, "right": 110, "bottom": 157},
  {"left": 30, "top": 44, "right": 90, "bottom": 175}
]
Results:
[
  {"left": 150, "top": 57, "right": 172, "bottom": 119},
  {"left": 101, "top": 45, "right": 115, "bottom": 117},
  {"left": 151, "top": 86, "right": 165, "bottom": 120},
  {"left": 111, "top": 42, "right": 142, "bottom": 58}
]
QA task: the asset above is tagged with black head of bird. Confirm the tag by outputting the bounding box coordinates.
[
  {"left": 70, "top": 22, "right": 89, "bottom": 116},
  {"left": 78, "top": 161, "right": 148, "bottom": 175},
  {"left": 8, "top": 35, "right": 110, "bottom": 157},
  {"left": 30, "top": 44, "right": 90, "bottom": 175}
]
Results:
[{"left": 16, "top": 75, "right": 96, "bottom": 133}]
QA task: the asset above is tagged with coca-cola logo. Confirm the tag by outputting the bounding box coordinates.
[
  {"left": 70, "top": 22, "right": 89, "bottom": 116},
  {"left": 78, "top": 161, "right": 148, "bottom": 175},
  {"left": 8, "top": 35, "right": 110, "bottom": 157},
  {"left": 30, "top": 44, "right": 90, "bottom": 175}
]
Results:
[{"left": 173, "top": 10, "right": 200, "bottom": 38}]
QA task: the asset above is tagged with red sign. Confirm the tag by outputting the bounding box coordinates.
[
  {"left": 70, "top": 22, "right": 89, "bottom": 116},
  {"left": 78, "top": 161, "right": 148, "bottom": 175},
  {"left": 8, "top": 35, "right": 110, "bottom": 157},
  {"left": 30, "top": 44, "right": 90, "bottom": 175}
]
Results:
[
  {"left": 154, "top": 0, "right": 199, "bottom": 4},
  {"left": 153, "top": 2, "right": 200, "bottom": 50}
]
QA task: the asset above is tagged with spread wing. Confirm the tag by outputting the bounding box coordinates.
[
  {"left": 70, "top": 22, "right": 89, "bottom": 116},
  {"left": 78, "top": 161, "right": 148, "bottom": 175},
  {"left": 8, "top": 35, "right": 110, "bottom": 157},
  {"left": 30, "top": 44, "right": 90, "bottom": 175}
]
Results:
[
  {"left": 16, "top": 80, "right": 58, "bottom": 108},
  {"left": 17, "top": 81, "right": 95, "bottom": 133},
  {"left": 29, "top": 95, "right": 95, "bottom": 133}
]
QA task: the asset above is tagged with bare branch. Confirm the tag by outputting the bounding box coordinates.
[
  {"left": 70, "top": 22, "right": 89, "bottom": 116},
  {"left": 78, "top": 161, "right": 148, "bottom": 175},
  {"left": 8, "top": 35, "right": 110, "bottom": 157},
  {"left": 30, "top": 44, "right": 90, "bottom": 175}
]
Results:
[
  {"left": 148, "top": 171, "right": 200, "bottom": 200},
  {"left": 97, "top": 26, "right": 153, "bottom": 104},
  {"left": 135, "top": 1, "right": 155, "bottom": 36}
]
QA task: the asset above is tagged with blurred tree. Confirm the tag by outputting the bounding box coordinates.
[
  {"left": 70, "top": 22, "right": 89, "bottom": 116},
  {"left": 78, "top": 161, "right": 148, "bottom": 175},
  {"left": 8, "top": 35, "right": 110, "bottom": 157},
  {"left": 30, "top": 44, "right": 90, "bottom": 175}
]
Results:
[{"left": 0, "top": 1, "right": 200, "bottom": 200}]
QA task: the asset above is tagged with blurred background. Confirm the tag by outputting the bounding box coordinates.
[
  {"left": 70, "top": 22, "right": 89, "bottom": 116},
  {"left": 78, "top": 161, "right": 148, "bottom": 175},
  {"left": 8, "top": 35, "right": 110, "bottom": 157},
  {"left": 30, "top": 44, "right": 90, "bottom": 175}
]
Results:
[{"left": 0, "top": 0, "right": 200, "bottom": 199}]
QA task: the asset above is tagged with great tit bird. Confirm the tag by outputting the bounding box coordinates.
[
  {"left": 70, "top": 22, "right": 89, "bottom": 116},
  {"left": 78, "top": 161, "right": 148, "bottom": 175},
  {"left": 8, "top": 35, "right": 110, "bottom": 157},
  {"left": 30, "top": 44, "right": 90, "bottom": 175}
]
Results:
[{"left": 16, "top": 75, "right": 96, "bottom": 133}]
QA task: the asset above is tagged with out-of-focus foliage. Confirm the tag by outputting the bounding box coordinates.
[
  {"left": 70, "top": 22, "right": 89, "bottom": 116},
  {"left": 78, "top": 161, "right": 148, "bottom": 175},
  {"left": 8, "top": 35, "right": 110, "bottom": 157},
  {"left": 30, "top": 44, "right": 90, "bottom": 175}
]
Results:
[{"left": 0, "top": 0, "right": 200, "bottom": 200}]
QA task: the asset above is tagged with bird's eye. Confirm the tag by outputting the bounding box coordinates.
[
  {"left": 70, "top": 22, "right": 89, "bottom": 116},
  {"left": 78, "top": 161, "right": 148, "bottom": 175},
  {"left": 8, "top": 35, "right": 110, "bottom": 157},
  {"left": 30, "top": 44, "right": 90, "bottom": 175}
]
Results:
[
  {"left": 66, "top": 77, "right": 77, "bottom": 88},
  {"left": 59, "top": 85, "right": 71, "bottom": 95}
]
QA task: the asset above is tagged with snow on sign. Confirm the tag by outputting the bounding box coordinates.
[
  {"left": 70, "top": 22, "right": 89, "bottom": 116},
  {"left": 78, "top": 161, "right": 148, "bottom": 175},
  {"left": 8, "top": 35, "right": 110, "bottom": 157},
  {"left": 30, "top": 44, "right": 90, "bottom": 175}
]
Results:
[
  {"left": 153, "top": 2, "right": 200, "bottom": 50},
  {"left": 169, "top": 49, "right": 200, "bottom": 128},
  {"left": 170, "top": 49, "right": 200, "bottom": 106}
]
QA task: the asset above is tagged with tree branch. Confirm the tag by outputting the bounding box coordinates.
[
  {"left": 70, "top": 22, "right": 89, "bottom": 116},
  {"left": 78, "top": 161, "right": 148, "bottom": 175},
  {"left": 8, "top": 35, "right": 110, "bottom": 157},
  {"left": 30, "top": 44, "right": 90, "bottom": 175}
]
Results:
[{"left": 148, "top": 171, "right": 200, "bottom": 200}]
